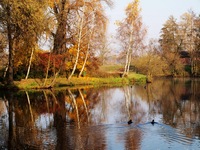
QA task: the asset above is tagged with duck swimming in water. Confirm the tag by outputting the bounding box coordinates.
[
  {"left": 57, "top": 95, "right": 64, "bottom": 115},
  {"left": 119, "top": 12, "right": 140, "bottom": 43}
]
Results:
[
  {"left": 128, "top": 119, "right": 133, "bottom": 125},
  {"left": 151, "top": 119, "right": 155, "bottom": 125}
]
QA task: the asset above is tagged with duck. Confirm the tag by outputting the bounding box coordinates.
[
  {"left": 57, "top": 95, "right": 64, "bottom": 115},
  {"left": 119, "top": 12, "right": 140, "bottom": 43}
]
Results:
[
  {"left": 128, "top": 119, "right": 133, "bottom": 125},
  {"left": 151, "top": 119, "right": 155, "bottom": 125}
]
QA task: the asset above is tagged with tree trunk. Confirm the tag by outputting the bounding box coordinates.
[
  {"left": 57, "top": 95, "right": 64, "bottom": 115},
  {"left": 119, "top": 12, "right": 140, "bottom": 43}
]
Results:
[
  {"left": 49, "top": 71, "right": 60, "bottom": 88},
  {"left": 78, "top": 28, "right": 93, "bottom": 77},
  {"left": 122, "top": 29, "right": 133, "bottom": 78},
  {"left": 25, "top": 48, "right": 34, "bottom": 79},
  {"left": 127, "top": 50, "right": 133, "bottom": 74},
  {"left": 6, "top": 4, "right": 14, "bottom": 85},
  {"left": 3, "top": 64, "right": 8, "bottom": 78},
  {"left": 68, "top": 2, "right": 85, "bottom": 80},
  {"left": 122, "top": 51, "right": 130, "bottom": 77},
  {"left": 53, "top": 1, "right": 68, "bottom": 54},
  {"left": 78, "top": 49, "right": 89, "bottom": 77}
]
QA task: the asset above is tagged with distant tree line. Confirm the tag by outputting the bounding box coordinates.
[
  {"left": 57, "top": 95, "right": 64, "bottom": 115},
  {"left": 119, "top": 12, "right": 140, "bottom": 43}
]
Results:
[
  {"left": 116, "top": 0, "right": 200, "bottom": 79},
  {"left": 159, "top": 11, "right": 200, "bottom": 77}
]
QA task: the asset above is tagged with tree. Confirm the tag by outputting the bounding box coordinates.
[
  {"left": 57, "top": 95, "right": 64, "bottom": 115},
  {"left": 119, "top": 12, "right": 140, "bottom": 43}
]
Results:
[
  {"left": 159, "top": 11, "right": 200, "bottom": 77},
  {"left": 159, "top": 16, "right": 184, "bottom": 76},
  {"left": 133, "top": 39, "right": 167, "bottom": 81},
  {"left": 50, "top": 0, "right": 92, "bottom": 55},
  {"left": 180, "top": 11, "right": 200, "bottom": 76},
  {"left": 117, "top": 0, "right": 146, "bottom": 77},
  {"left": 0, "top": 0, "right": 48, "bottom": 84},
  {"left": 96, "top": 38, "right": 112, "bottom": 65},
  {"left": 47, "top": 0, "right": 112, "bottom": 80},
  {"left": 67, "top": 0, "right": 86, "bottom": 80},
  {"left": 78, "top": 6, "right": 95, "bottom": 77},
  {"left": 0, "top": 0, "right": 14, "bottom": 85},
  {"left": 51, "top": 0, "right": 70, "bottom": 54},
  {"left": 66, "top": 0, "right": 112, "bottom": 79}
]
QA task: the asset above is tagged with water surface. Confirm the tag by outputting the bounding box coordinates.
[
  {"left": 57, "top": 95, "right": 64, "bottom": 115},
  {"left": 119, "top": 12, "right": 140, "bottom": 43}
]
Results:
[{"left": 0, "top": 78, "right": 200, "bottom": 149}]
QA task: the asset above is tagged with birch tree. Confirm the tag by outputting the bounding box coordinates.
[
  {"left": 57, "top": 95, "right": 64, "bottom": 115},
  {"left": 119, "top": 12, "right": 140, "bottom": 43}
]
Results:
[
  {"left": 68, "top": 1, "right": 86, "bottom": 80},
  {"left": 78, "top": 0, "right": 109, "bottom": 77},
  {"left": 78, "top": 14, "right": 94, "bottom": 77},
  {"left": 67, "top": 0, "right": 112, "bottom": 79},
  {"left": 117, "top": 0, "right": 146, "bottom": 77}
]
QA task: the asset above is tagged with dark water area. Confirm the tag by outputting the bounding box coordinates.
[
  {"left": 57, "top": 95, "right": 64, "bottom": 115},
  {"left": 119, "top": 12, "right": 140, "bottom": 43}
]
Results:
[{"left": 0, "top": 78, "right": 200, "bottom": 149}]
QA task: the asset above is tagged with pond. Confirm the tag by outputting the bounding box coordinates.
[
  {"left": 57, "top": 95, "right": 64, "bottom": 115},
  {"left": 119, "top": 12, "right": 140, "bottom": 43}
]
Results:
[{"left": 0, "top": 78, "right": 200, "bottom": 149}]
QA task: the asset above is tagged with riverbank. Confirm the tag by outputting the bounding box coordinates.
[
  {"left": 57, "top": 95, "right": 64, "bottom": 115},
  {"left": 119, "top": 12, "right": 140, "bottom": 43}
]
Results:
[{"left": 3, "top": 72, "right": 146, "bottom": 90}]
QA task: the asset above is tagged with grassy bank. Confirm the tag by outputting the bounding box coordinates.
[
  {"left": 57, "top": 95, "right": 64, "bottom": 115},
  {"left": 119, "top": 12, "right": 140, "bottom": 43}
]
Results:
[{"left": 13, "top": 72, "right": 146, "bottom": 89}]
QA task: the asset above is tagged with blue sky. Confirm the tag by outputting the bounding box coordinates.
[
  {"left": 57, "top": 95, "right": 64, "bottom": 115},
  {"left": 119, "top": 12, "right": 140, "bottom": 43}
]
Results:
[{"left": 106, "top": 0, "right": 200, "bottom": 39}]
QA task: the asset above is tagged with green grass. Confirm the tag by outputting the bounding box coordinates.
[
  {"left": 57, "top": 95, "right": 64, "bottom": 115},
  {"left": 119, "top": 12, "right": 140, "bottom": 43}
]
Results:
[
  {"left": 13, "top": 72, "right": 146, "bottom": 89},
  {"left": 127, "top": 72, "right": 147, "bottom": 83},
  {"left": 9, "top": 65, "right": 146, "bottom": 89}
]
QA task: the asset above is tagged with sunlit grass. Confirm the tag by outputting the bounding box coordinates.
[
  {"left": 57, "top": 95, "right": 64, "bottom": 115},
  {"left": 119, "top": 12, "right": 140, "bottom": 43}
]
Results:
[
  {"left": 14, "top": 72, "right": 146, "bottom": 89},
  {"left": 13, "top": 65, "right": 146, "bottom": 89},
  {"left": 127, "top": 72, "right": 146, "bottom": 83}
]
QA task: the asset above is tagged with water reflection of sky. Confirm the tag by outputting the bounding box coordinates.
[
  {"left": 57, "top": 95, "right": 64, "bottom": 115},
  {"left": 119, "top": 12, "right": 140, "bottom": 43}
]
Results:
[
  {"left": 0, "top": 100, "right": 8, "bottom": 128},
  {"left": 106, "top": 128, "right": 125, "bottom": 150},
  {"left": 35, "top": 113, "right": 54, "bottom": 129},
  {"left": 0, "top": 100, "right": 7, "bottom": 117},
  {"left": 0, "top": 100, "right": 8, "bottom": 149},
  {"left": 140, "top": 123, "right": 200, "bottom": 150},
  {"left": 90, "top": 88, "right": 125, "bottom": 124},
  {"left": 91, "top": 87, "right": 156, "bottom": 125},
  {"left": 104, "top": 88, "right": 126, "bottom": 124}
]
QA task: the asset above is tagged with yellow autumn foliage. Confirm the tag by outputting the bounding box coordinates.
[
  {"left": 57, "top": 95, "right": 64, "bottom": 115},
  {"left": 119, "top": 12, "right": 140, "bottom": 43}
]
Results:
[{"left": 66, "top": 45, "right": 88, "bottom": 72}]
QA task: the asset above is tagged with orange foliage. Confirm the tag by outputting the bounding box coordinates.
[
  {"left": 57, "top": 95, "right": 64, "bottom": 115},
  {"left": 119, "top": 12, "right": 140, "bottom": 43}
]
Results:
[
  {"left": 66, "top": 45, "right": 88, "bottom": 72},
  {"left": 37, "top": 51, "right": 64, "bottom": 72}
]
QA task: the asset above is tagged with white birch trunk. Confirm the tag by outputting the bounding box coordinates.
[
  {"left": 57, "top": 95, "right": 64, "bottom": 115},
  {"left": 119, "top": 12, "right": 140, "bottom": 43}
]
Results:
[
  {"left": 122, "top": 28, "right": 134, "bottom": 77},
  {"left": 122, "top": 50, "right": 130, "bottom": 77},
  {"left": 3, "top": 64, "right": 8, "bottom": 78},
  {"left": 78, "top": 48, "right": 89, "bottom": 77},
  {"left": 25, "top": 48, "right": 34, "bottom": 79},
  {"left": 127, "top": 50, "right": 132, "bottom": 74},
  {"left": 68, "top": 1, "right": 85, "bottom": 80},
  {"left": 78, "top": 28, "right": 93, "bottom": 77}
]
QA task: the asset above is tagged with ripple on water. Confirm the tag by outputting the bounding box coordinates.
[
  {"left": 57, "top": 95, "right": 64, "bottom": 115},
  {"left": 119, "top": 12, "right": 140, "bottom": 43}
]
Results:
[{"left": 137, "top": 122, "right": 200, "bottom": 149}]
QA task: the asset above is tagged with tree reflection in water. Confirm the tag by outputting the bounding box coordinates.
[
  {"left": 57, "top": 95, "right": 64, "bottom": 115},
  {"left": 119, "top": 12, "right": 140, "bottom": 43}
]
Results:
[{"left": 0, "top": 78, "right": 200, "bottom": 149}]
